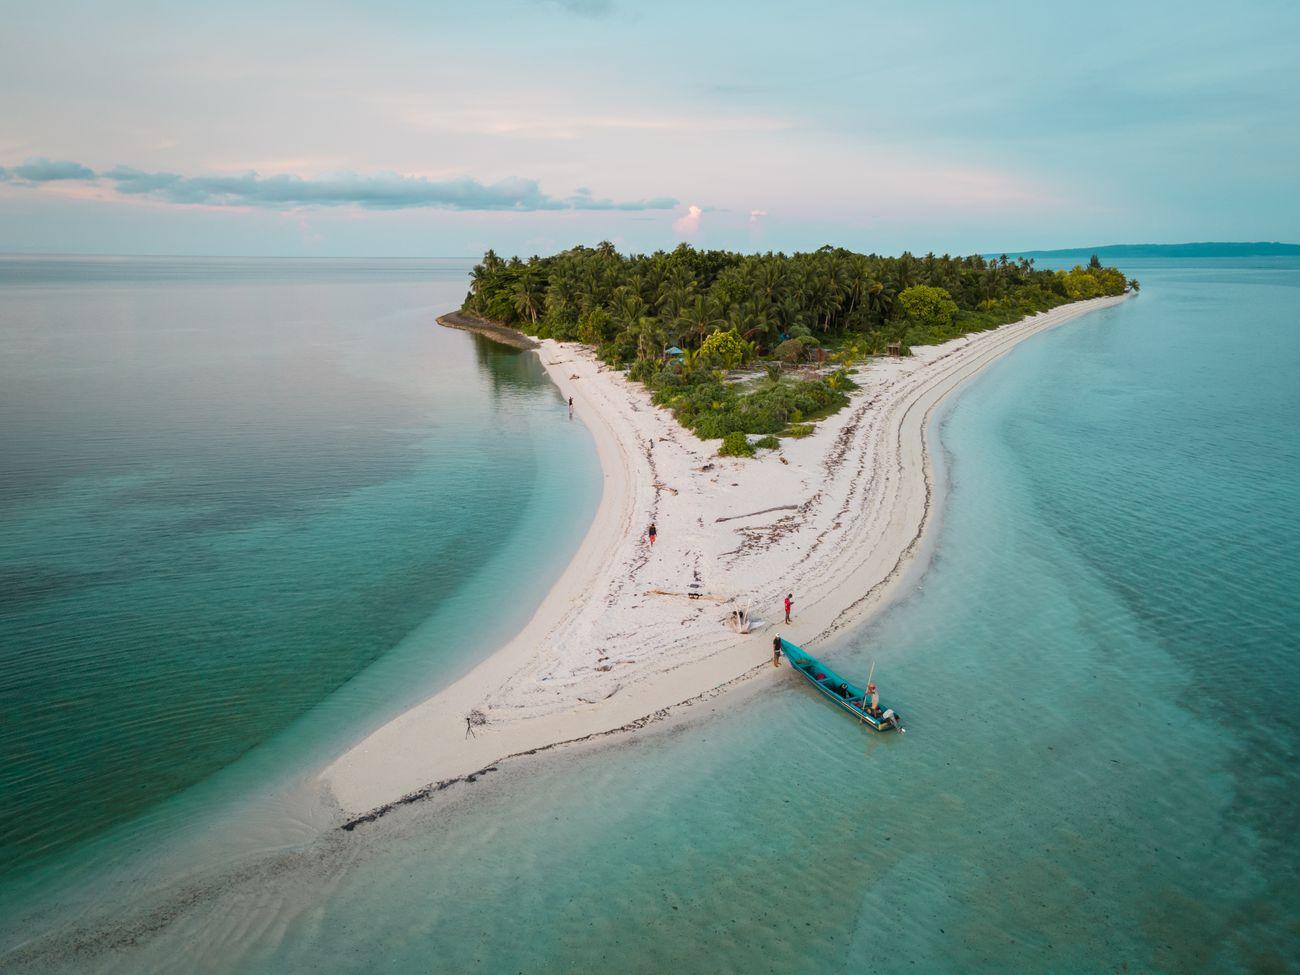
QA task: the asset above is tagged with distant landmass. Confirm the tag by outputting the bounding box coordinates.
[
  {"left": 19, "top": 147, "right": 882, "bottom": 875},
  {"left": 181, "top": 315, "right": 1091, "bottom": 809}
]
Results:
[{"left": 1002, "top": 242, "right": 1300, "bottom": 259}]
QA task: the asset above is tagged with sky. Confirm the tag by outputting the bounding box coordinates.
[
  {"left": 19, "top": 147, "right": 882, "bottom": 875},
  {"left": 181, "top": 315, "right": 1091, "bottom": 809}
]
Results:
[{"left": 1, "top": 0, "right": 1298, "bottom": 257}]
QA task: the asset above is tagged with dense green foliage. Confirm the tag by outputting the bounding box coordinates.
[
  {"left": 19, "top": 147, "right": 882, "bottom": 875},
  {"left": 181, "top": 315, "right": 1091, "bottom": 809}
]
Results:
[
  {"left": 697, "top": 328, "right": 747, "bottom": 369},
  {"left": 718, "top": 431, "right": 756, "bottom": 457},
  {"left": 462, "top": 243, "right": 1129, "bottom": 451},
  {"left": 717, "top": 432, "right": 781, "bottom": 457},
  {"left": 898, "top": 285, "right": 959, "bottom": 333}
]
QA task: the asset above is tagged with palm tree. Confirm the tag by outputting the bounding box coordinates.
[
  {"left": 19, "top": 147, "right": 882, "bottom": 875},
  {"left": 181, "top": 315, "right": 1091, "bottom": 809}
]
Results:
[
  {"left": 892, "top": 253, "right": 917, "bottom": 292},
  {"left": 614, "top": 291, "right": 648, "bottom": 332},
  {"left": 676, "top": 296, "right": 725, "bottom": 347},
  {"left": 512, "top": 272, "right": 543, "bottom": 325},
  {"left": 657, "top": 280, "right": 697, "bottom": 320},
  {"left": 865, "top": 281, "right": 893, "bottom": 326},
  {"left": 628, "top": 316, "right": 666, "bottom": 360},
  {"left": 545, "top": 273, "right": 577, "bottom": 321},
  {"left": 807, "top": 270, "right": 844, "bottom": 331}
]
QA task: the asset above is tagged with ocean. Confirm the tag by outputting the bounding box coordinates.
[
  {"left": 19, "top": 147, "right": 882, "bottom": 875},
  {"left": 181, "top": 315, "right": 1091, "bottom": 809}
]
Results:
[
  {"left": 2, "top": 257, "right": 1297, "bottom": 973},
  {"left": 0, "top": 256, "right": 601, "bottom": 905}
]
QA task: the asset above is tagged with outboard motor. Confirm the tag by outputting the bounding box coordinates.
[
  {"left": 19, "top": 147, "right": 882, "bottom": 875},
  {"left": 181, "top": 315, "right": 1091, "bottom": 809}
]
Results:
[{"left": 881, "top": 708, "right": 901, "bottom": 731}]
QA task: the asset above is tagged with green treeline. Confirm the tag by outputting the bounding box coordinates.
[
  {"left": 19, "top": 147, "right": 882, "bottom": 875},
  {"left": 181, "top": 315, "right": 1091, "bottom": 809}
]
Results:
[{"left": 462, "top": 243, "right": 1132, "bottom": 449}]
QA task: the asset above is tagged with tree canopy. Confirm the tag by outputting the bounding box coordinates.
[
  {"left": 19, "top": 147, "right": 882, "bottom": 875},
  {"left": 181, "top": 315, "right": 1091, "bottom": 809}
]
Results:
[
  {"left": 464, "top": 243, "right": 1128, "bottom": 358},
  {"left": 898, "top": 285, "right": 959, "bottom": 333},
  {"left": 461, "top": 243, "right": 1130, "bottom": 451}
]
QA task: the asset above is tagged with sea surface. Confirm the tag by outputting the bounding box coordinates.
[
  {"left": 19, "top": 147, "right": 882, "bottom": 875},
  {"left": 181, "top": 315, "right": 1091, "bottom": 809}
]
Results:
[
  {"left": 0, "top": 256, "right": 601, "bottom": 905},
  {"left": 2, "top": 257, "right": 1298, "bottom": 973}
]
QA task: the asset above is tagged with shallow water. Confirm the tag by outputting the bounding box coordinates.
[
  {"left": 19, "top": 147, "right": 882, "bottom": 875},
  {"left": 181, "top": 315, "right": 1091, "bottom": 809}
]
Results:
[
  {"left": 4, "top": 258, "right": 1298, "bottom": 973},
  {"left": 0, "top": 257, "right": 600, "bottom": 901}
]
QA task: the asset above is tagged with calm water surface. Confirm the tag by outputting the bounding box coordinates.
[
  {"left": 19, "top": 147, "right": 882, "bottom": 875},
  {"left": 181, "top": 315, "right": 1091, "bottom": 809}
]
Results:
[
  {"left": 0, "top": 256, "right": 600, "bottom": 899},
  {"left": 3, "top": 258, "right": 1297, "bottom": 973}
]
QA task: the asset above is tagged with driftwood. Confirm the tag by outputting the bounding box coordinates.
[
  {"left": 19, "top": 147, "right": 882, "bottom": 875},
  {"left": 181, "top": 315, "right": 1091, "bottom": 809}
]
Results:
[
  {"left": 715, "top": 504, "right": 799, "bottom": 524},
  {"left": 647, "top": 588, "right": 729, "bottom": 603}
]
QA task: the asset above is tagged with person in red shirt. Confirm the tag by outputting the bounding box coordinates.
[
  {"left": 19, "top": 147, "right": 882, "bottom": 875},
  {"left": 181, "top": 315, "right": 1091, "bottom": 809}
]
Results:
[{"left": 783, "top": 593, "right": 793, "bottom": 623}]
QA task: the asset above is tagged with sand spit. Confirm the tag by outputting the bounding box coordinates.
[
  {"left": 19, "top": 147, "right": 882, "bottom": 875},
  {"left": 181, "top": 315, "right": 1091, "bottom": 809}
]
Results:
[
  {"left": 436, "top": 310, "right": 540, "bottom": 349},
  {"left": 323, "top": 295, "right": 1128, "bottom": 820}
]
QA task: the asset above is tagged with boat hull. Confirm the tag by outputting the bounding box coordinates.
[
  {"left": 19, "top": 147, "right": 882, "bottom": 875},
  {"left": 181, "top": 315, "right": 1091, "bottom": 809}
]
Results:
[{"left": 778, "top": 638, "right": 903, "bottom": 733}]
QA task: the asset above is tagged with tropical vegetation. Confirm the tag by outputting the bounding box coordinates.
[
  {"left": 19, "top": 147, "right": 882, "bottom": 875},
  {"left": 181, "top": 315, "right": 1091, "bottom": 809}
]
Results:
[{"left": 461, "top": 243, "right": 1131, "bottom": 451}]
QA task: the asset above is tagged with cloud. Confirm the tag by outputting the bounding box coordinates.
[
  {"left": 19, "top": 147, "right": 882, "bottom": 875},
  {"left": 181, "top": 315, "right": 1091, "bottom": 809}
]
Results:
[
  {"left": 9, "top": 157, "right": 97, "bottom": 182},
  {"left": 1, "top": 158, "right": 678, "bottom": 213},
  {"left": 100, "top": 166, "right": 676, "bottom": 211},
  {"left": 673, "top": 204, "right": 703, "bottom": 237},
  {"left": 749, "top": 209, "right": 768, "bottom": 224}
]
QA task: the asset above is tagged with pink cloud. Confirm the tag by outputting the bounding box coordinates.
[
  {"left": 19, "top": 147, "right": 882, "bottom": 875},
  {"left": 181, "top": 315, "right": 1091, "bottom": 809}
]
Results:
[{"left": 673, "top": 203, "right": 702, "bottom": 237}]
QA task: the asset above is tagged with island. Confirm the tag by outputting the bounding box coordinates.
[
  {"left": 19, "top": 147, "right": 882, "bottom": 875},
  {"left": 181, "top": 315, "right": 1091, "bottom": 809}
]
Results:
[
  {"left": 321, "top": 244, "right": 1131, "bottom": 825},
  {"left": 454, "top": 244, "right": 1132, "bottom": 452}
]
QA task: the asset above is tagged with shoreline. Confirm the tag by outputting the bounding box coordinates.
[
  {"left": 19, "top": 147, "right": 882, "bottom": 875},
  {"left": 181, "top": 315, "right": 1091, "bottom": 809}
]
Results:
[
  {"left": 435, "top": 310, "right": 540, "bottom": 349},
  {"left": 322, "top": 294, "right": 1129, "bottom": 823}
]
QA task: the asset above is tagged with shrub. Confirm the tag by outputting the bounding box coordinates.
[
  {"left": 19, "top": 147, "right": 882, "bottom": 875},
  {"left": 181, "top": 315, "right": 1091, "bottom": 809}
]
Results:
[
  {"left": 547, "top": 316, "right": 580, "bottom": 341},
  {"left": 753, "top": 435, "right": 780, "bottom": 450},
  {"left": 785, "top": 423, "right": 814, "bottom": 437},
  {"left": 718, "top": 431, "right": 755, "bottom": 457},
  {"left": 774, "top": 339, "right": 804, "bottom": 363},
  {"left": 577, "top": 308, "right": 613, "bottom": 344},
  {"left": 1058, "top": 267, "right": 1101, "bottom": 300},
  {"left": 899, "top": 285, "right": 959, "bottom": 332},
  {"left": 628, "top": 357, "right": 661, "bottom": 383},
  {"left": 698, "top": 329, "right": 747, "bottom": 369}
]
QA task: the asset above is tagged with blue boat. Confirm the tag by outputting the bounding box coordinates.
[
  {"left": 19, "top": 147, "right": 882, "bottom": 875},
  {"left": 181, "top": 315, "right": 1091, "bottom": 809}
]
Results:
[{"left": 777, "top": 637, "right": 904, "bottom": 733}]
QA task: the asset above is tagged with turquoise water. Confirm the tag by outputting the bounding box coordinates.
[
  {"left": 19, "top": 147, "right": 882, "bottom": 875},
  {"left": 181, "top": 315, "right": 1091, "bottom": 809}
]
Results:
[
  {"left": 4, "top": 258, "right": 1298, "bottom": 973},
  {"left": 0, "top": 257, "right": 601, "bottom": 900}
]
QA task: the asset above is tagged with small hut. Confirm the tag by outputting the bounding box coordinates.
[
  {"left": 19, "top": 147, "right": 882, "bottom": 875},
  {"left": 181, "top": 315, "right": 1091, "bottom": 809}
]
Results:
[
  {"left": 664, "top": 346, "right": 685, "bottom": 361},
  {"left": 886, "top": 341, "right": 902, "bottom": 357}
]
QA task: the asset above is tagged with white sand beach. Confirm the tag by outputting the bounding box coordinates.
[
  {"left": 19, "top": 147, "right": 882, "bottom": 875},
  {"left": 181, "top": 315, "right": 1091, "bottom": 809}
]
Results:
[{"left": 322, "top": 294, "right": 1127, "bottom": 821}]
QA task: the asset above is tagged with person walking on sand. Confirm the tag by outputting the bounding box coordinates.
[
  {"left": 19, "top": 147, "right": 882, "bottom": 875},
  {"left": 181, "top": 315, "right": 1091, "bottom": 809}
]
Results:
[
  {"left": 784, "top": 593, "right": 793, "bottom": 624},
  {"left": 647, "top": 522, "right": 657, "bottom": 546},
  {"left": 772, "top": 636, "right": 783, "bottom": 667}
]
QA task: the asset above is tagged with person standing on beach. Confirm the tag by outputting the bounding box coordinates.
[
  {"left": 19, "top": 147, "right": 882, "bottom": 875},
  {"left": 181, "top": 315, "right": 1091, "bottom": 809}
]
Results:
[
  {"left": 772, "top": 636, "right": 783, "bottom": 667},
  {"left": 568, "top": 396, "right": 574, "bottom": 419},
  {"left": 648, "top": 522, "right": 657, "bottom": 546},
  {"left": 784, "top": 593, "right": 793, "bottom": 623}
]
